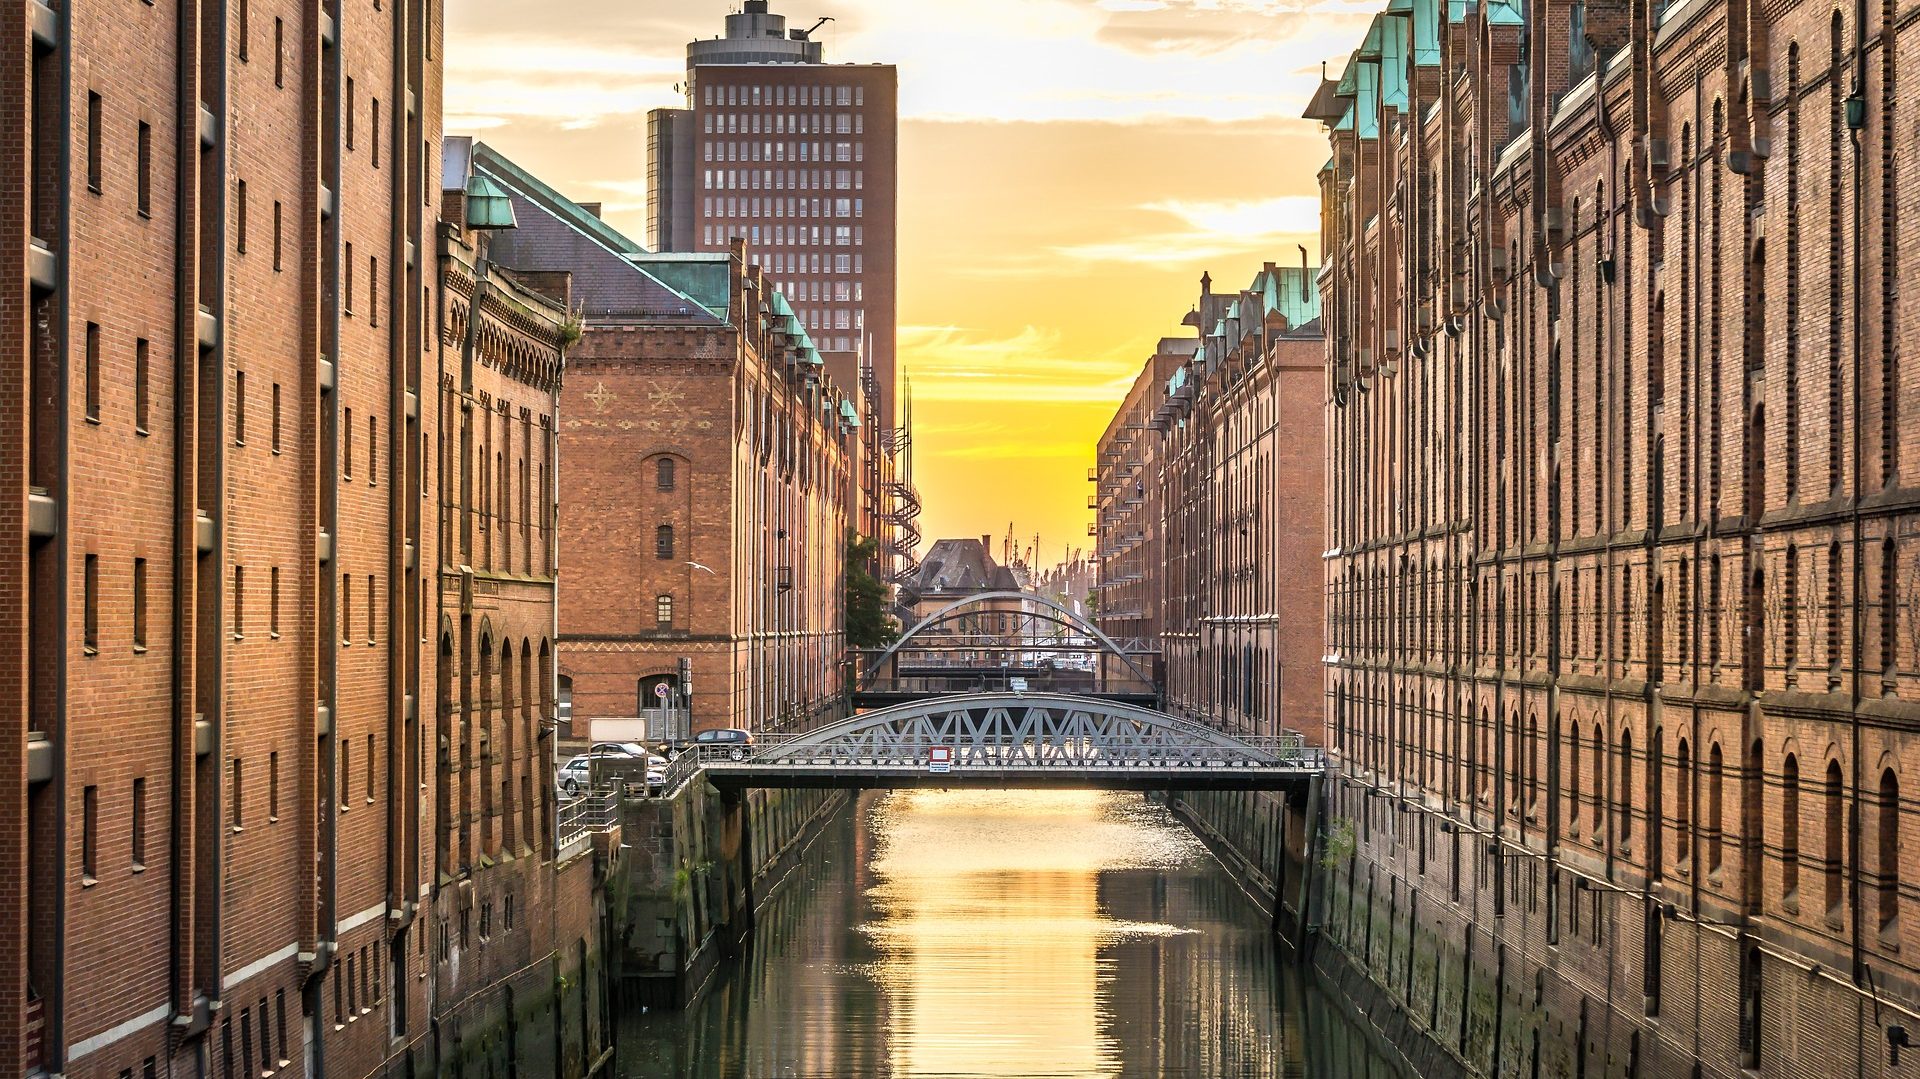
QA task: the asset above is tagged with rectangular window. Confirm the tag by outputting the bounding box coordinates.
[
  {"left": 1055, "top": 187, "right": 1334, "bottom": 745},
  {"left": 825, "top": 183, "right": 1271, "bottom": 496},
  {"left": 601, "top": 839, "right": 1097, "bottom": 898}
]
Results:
[
  {"left": 369, "top": 256, "right": 378, "bottom": 326},
  {"left": 339, "top": 738, "right": 351, "bottom": 812},
  {"left": 135, "top": 338, "right": 150, "bottom": 432},
  {"left": 137, "top": 122, "right": 152, "bottom": 216},
  {"left": 269, "top": 750, "right": 280, "bottom": 820},
  {"left": 132, "top": 777, "right": 147, "bottom": 867},
  {"left": 271, "top": 383, "right": 281, "bottom": 452},
  {"left": 232, "top": 565, "right": 244, "bottom": 637},
  {"left": 656, "top": 525, "right": 674, "bottom": 561},
  {"left": 231, "top": 757, "right": 244, "bottom": 830},
  {"left": 345, "top": 78, "right": 355, "bottom": 150},
  {"left": 272, "top": 201, "right": 283, "bottom": 270},
  {"left": 656, "top": 594, "right": 673, "bottom": 626},
  {"left": 133, "top": 557, "right": 147, "bottom": 650},
  {"left": 83, "top": 785, "right": 98, "bottom": 881},
  {"left": 87, "top": 92, "right": 102, "bottom": 192},
  {"left": 234, "top": 370, "right": 246, "bottom": 443},
  {"left": 368, "top": 415, "right": 378, "bottom": 485},
  {"left": 83, "top": 554, "right": 99, "bottom": 654},
  {"left": 343, "top": 407, "right": 353, "bottom": 478},
  {"left": 269, "top": 565, "right": 280, "bottom": 637},
  {"left": 366, "top": 574, "right": 375, "bottom": 644},
  {"left": 236, "top": 179, "right": 247, "bottom": 252},
  {"left": 365, "top": 732, "right": 375, "bottom": 803},
  {"left": 84, "top": 322, "right": 100, "bottom": 422},
  {"left": 238, "top": 0, "right": 249, "bottom": 59},
  {"left": 274, "top": 18, "right": 284, "bottom": 87},
  {"left": 372, "top": 100, "right": 381, "bottom": 168},
  {"left": 343, "top": 242, "right": 354, "bottom": 314},
  {"left": 341, "top": 573, "right": 351, "bottom": 643}
]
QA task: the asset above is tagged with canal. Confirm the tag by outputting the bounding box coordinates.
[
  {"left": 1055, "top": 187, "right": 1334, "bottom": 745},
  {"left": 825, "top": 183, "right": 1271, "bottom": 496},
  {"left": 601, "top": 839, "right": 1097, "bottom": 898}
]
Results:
[{"left": 618, "top": 788, "right": 1406, "bottom": 1078}]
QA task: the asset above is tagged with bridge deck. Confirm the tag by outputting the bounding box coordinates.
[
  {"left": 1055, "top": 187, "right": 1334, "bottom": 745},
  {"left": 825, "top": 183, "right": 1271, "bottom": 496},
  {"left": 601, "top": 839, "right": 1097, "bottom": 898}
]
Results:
[{"left": 694, "top": 761, "right": 1320, "bottom": 791}]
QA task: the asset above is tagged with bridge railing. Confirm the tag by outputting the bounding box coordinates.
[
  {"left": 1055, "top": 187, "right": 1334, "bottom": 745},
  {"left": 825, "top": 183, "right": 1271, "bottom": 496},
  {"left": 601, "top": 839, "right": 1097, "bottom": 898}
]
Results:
[
  {"left": 662, "top": 733, "right": 1327, "bottom": 773},
  {"left": 555, "top": 788, "right": 619, "bottom": 850}
]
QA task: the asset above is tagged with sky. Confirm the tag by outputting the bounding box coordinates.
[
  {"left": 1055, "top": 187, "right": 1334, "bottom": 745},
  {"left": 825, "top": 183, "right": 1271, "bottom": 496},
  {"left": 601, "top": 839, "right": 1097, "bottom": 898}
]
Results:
[{"left": 446, "top": 0, "right": 1367, "bottom": 568}]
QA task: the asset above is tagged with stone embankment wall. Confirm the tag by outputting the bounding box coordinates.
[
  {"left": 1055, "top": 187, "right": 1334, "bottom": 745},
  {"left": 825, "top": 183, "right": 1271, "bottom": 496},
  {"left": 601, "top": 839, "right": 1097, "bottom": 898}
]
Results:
[{"left": 612, "top": 782, "right": 847, "bottom": 1008}]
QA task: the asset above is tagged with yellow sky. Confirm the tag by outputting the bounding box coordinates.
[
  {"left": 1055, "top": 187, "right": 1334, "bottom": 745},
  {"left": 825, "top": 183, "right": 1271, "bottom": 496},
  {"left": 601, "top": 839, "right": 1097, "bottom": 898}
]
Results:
[{"left": 446, "top": 0, "right": 1366, "bottom": 564}]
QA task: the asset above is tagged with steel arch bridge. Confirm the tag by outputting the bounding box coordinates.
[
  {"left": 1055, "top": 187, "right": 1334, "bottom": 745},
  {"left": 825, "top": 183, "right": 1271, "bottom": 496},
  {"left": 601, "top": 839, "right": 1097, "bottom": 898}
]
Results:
[{"left": 669, "top": 693, "right": 1325, "bottom": 792}]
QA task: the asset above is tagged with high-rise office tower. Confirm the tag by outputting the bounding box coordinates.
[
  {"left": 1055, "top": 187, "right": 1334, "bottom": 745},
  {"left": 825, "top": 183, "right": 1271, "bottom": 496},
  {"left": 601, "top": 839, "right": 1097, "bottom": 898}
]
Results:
[
  {"left": 648, "top": 1, "right": 915, "bottom": 589},
  {"left": 646, "top": 1, "right": 898, "bottom": 429}
]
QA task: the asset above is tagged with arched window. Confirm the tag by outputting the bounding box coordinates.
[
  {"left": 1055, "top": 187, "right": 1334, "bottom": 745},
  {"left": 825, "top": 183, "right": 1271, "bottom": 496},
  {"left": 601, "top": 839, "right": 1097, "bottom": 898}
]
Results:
[
  {"left": 656, "top": 594, "right": 673, "bottom": 627},
  {"left": 655, "top": 524, "right": 674, "bottom": 561},
  {"left": 1593, "top": 722, "right": 1607, "bottom": 835},
  {"left": 1708, "top": 742, "right": 1725, "bottom": 873},
  {"left": 1675, "top": 738, "right": 1693, "bottom": 864},
  {"left": 1881, "top": 767, "right": 1901, "bottom": 930},
  {"left": 1569, "top": 723, "right": 1583, "bottom": 828},
  {"left": 656, "top": 457, "right": 677, "bottom": 491},
  {"left": 1826, "top": 759, "right": 1845, "bottom": 913},
  {"left": 1782, "top": 754, "right": 1801, "bottom": 899},
  {"left": 1620, "top": 725, "right": 1635, "bottom": 844}
]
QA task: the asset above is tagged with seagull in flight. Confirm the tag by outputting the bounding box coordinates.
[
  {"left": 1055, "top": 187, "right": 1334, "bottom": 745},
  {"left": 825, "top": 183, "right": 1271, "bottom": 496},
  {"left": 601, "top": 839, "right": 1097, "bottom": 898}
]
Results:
[{"left": 685, "top": 561, "right": 716, "bottom": 575}]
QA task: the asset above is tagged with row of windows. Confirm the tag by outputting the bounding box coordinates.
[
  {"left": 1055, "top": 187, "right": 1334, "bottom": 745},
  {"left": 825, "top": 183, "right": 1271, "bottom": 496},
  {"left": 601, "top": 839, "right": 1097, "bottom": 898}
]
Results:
[
  {"left": 704, "top": 168, "right": 863, "bottom": 192},
  {"left": 216, "top": 988, "right": 290, "bottom": 1079},
  {"left": 330, "top": 941, "right": 385, "bottom": 1031},
  {"left": 707, "top": 222, "right": 864, "bottom": 250},
  {"left": 78, "top": 777, "right": 147, "bottom": 882},
  {"left": 704, "top": 111, "right": 863, "bottom": 135},
  {"left": 79, "top": 323, "right": 152, "bottom": 430},
  {"left": 703, "top": 139, "right": 864, "bottom": 164},
  {"left": 705, "top": 196, "right": 864, "bottom": 221},
  {"left": 703, "top": 83, "right": 864, "bottom": 108}
]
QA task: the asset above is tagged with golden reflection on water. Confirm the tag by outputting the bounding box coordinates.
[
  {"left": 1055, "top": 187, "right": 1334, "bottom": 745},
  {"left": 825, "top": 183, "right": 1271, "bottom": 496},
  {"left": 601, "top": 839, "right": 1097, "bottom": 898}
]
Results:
[{"left": 862, "top": 790, "right": 1204, "bottom": 1077}]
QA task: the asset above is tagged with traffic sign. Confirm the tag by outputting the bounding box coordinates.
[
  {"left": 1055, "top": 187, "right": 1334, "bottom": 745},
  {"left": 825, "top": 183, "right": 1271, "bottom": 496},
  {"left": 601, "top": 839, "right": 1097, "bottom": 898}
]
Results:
[
  {"left": 654, "top": 683, "right": 671, "bottom": 700},
  {"left": 927, "top": 746, "right": 953, "bottom": 773}
]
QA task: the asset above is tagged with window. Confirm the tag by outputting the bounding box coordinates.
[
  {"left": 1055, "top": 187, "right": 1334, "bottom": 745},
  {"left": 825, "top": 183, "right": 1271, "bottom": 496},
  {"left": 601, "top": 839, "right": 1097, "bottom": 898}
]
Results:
[
  {"left": 82, "top": 785, "right": 98, "bottom": 882},
  {"left": 269, "top": 750, "right": 280, "bottom": 821},
  {"left": 231, "top": 757, "right": 244, "bottom": 830},
  {"left": 656, "top": 525, "right": 674, "bottom": 561},
  {"left": 87, "top": 91, "right": 102, "bottom": 192},
  {"left": 1619, "top": 728, "right": 1634, "bottom": 842},
  {"left": 84, "top": 322, "right": 100, "bottom": 422},
  {"left": 367, "top": 415, "right": 378, "bottom": 485},
  {"left": 366, "top": 574, "right": 376, "bottom": 644},
  {"left": 341, "top": 574, "right": 351, "bottom": 643},
  {"left": 344, "top": 243, "right": 354, "bottom": 315},
  {"left": 1708, "top": 743, "right": 1724, "bottom": 873},
  {"left": 234, "top": 370, "right": 246, "bottom": 443},
  {"left": 656, "top": 594, "right": 673, "bottom": 626},
  {"left": 84, "top": 554, "right": 99, "bottom": 654},
  {"left": 1783, "top": 754, "right": 1802, "bottom": 899},
  {"left": 272, "top": 201, "right": 283, "bottom": 271},
  {"left": 656, "top": 457, "right": 676, "bottom": 491},
  {"left": 1826, "top": 759, "right": 1845, "bottom": 913},
  {"left": 372, "top": 100, "right": 381, "bottom": 168},
  {"left": 343, "top": 407, "right": 353, "bottom": 478},
  {"left": 274, "top": 18, "right": 284, "bottom": 87},
  {"left": 339, "top": 738, "right": 351, "bottom": 812},
  {"left": 345, "top": 78, "right": 355, "bottom": 150},
  {"left": 135, "top": 338, "right": 150, "bottom": 432},
  {"left": 133, "top": 557, "right": 147, "bottom": 651},
  {"left": 269, "top": 566, "right": 280, "bottom": 638},
  {"left": 366, "top": 732, "right": 375, "bottom": 803},
  {"left": 271, "top": 383, "right": 281, "bottom": 452},
  {"left": 132, "top": 776, "right": 146, "bottom": 867},
  {"left": 369, "top": 256, "right": 378, "bottom": 326},
  {"left": 236, "top": 179, "right": 247, "bottom": 252},
  {"left": 1881, "top": 767, "right": 1901, "bottom": 930},
  {"left": 233, "top": 565, "right": 244, "bottom": 638},
  {"left": 137, "top": 122, "right": 152, "bottom": 216}
]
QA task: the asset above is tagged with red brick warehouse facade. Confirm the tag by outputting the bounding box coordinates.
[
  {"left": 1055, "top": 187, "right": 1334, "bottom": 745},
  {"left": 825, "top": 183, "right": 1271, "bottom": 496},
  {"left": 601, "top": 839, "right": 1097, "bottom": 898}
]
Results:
[
  {"left": 1095, "top": 264, "right": 1326, "bottom": 745},
  {"left": 473, "top": 143, "right": 857, "bottom": 741},
  {"left": 1314, "top": 0, "right": 1920, "bottom": 1074},
  {"left": 1, "top": 5, "right": 610, "bottom": 1076}
]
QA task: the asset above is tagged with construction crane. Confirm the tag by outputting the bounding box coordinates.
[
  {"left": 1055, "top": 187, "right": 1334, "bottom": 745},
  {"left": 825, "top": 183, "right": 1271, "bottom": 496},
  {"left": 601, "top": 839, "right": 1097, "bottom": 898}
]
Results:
[{"left": 795, "top": 16, "right": 834, "bottom": 39}]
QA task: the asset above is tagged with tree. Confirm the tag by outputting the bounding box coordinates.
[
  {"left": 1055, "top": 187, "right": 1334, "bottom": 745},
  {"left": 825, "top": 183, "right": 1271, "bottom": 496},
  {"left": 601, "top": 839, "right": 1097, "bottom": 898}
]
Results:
[{"left": 845, "top": 532, "right": 900, "bottom": 648}]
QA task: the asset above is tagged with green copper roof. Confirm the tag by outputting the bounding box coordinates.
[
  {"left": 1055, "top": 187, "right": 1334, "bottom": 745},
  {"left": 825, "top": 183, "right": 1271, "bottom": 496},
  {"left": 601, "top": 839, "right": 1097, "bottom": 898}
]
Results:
[
  {"left": 1413, "top": 0, "right": 1442, "bottom": 65},
  {"left": 839, "top": 399, "right": 861, "bottom": 427},
  {"left": 1380, "top": 14, "right": 1409, "bottom": 109},
  {"left": 1252, "top": 265, "right": 1322, "bottom": 331},
  {"left": 1486, "top": 0, "right": 1525, "bottom": 26},
  {"left": 1358, "top": 17, "right": 1384, "bottom": 59},
  {"left": 471, "top": 143, "right": 643, "bottom": 256},
  {"left": 1447, "top": 0, "right": 1468, "bottom": 24},
  {"left": 630, "top": 255, "right": 732, "bottom": 317},
  {"left": 1354, "top": 56, "right": 1380, "bottom": 138},
  {"left": 1336, "top": 53, "right": 1359, "bottom": 95}
]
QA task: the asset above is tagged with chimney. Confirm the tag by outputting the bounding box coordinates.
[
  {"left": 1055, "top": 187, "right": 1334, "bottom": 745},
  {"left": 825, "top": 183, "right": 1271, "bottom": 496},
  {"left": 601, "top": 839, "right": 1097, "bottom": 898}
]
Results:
[
  {"left": 980, "top": 534, "right": 991, "bottom": 550},
  {"left": 1200, "top": 271, "right": 1212, "bottom": 297}
]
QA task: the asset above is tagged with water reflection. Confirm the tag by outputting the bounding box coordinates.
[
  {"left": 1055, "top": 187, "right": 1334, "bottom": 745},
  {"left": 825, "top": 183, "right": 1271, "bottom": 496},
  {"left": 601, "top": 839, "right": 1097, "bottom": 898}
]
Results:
[{"left": 620, "top": 789, "right": 1393, "bottom": 1078}]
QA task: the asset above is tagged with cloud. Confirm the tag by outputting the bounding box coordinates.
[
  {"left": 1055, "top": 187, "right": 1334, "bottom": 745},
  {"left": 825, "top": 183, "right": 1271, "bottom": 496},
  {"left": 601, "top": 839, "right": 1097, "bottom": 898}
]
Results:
[
  {"left": 901, "top": 325, "right": 1141, "bottom": 403},
  {"left": 1048, "top": 195, "right": 1320, "bottom": 265}
]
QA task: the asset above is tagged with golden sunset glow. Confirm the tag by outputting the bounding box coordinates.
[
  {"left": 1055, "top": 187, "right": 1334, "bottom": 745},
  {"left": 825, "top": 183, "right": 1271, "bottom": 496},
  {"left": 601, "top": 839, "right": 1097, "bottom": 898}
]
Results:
[{"left": 447, "top": 0, "right": 1364, "bottom": 558}]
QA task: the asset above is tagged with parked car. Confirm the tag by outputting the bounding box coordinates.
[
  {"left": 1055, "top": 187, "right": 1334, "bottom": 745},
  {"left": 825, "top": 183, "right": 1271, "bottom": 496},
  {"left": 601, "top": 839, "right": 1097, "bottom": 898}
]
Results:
[
  {"left": 557, "top": 754, "right": 592, "bottom": 795},
  {"left": 589, "top": 741, "right": 666, "bottom": 767},
  {"left": 693, "top": 727, "right": 755, "bottom": 761}
]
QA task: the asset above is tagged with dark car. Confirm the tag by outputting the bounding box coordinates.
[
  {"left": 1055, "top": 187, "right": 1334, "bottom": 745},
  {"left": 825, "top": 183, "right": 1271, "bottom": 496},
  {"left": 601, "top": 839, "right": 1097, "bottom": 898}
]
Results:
[{"left": 693, "top": 727, "right": 755, "bottom": 761}]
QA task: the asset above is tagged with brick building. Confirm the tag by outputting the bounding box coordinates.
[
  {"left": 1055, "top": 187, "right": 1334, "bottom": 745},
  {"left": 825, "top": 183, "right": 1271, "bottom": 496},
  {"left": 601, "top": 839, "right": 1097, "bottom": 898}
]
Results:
[
  {"left": 0, "top": 0, "right": 608, "bottom": 1066},
  {"left": 1314, "top": 0, "right": 1920, "bottom": 1074},
  {"left": 646, "top": 0, "right": 919, "bottom": 597},
  {"left": 1094, "top": 266, "right": 1325, "bottom": 742},
  {"left": 472, "top": 144, "right": 857, "bottom": 740}
]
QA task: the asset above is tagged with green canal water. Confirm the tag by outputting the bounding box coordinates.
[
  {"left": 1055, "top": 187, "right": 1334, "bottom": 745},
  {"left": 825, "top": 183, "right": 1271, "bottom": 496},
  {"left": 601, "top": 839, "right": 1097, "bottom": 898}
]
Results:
[{"left": 618, "top": 789, "right": 1402, "bottom": 1078}]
